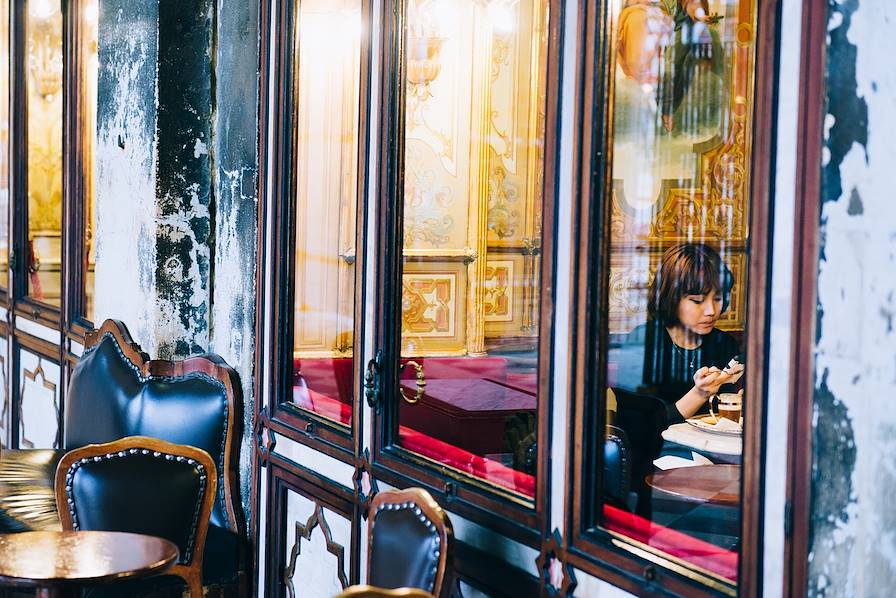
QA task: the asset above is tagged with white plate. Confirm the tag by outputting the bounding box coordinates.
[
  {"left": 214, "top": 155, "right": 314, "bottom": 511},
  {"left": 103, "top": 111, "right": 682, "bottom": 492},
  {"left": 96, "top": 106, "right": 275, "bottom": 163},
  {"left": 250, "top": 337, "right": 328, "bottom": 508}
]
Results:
[{"left": 685, "top": 417, "right": 742, "bottom": 436}]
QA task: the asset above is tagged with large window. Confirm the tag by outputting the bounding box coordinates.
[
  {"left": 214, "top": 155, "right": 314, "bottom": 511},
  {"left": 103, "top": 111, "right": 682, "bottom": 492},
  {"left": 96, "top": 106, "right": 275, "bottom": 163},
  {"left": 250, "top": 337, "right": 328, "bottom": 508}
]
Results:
[
  {"left": 82, "top": 0, "right": 98, "bottom": 322},
  {"left": 287, "top": 0, "right": 364, "bottom": 429},
  {"left": 570, "top": 0, "right": 774, "bottom": 594},
  {"left": 25, "top": 0, "right": 63, "bottom": 306},
  {"left": 371, "top": 0, "right": 557, "bottom": 525},
  {"left": 0, "top": 0, "right": 9, "bottom": 291},
  {"left": 392, "top": 0, "right": 549, "bottom": 499}
]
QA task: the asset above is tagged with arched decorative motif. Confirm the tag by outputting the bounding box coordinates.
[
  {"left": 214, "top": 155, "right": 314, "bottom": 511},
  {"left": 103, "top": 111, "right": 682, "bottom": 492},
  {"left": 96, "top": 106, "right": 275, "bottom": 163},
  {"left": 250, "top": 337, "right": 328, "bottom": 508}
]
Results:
[{"left": 284, "top": 503, "right": 350, "bottom": 596}]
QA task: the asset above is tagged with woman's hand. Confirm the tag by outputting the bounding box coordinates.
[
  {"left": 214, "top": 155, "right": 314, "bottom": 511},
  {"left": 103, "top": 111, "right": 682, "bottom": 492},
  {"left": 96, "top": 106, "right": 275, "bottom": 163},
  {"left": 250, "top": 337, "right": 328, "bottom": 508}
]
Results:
[
  {"left": 722, "top": 361, "right": 745, "bottom": 384},
  {"left": 693, "top": 366, "right": 725, "bottom": 397}
]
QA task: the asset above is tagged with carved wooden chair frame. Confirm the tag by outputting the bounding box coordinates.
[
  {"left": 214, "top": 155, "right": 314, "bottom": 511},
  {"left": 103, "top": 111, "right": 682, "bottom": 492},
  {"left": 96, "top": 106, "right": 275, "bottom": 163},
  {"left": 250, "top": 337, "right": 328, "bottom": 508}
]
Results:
[
  {"left": 55, "top": 436, "right": 218, "bottom": 598},
  {"left": 83, "top": 318, "right": 244, "bottom": 534}
]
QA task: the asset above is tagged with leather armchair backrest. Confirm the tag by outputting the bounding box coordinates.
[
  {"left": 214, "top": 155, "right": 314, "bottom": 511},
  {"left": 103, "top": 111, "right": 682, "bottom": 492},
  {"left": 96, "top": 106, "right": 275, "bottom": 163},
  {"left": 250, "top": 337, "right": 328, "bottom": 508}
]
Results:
[
  {"left": 61, "top": 448, "right": 210, "bottom": 564},
  {"left": 368, "top": 489, "right": 451, "bottom": 595},
  {"left": 603, "top": 424, "right": 631, "bottom": 508},
  {"left": 63, "top": 321, "right": 240, "bottom": 531}
]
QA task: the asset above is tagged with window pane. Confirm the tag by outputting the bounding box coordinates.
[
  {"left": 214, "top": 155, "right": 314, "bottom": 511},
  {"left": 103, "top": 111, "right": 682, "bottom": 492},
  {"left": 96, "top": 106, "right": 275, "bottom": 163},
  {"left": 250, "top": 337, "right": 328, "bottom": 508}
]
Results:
[
  {"left": 395, "top": 0, "right": 550, "bottom": 499},
  {"left": 597, "top": 0, "right": 756, "bottom": 583},
  {"left": 0, "top": 0, "right": 9, "bottom": 289},
  {"left": 84, "top": 0, "right": 98, "bottom": 321},
  {"left": 26, "top": 0, "right": 63, "bottom": 306},
  {"left": 290, "top": 0, "right": 363, "bottom": 426}
]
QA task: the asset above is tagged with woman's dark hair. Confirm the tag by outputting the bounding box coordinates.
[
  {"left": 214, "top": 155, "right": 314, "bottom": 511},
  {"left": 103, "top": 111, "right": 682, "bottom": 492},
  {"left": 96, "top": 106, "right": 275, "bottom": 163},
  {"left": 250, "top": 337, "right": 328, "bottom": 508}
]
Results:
[{"left": 647, "top": 243, "right": 734, "bottom": 324}]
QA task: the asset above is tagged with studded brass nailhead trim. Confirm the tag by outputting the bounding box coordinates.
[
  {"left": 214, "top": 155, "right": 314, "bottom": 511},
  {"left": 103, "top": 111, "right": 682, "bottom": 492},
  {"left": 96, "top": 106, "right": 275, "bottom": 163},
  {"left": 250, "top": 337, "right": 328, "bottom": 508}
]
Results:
[
  {"left": 64, "top": 448, "right": 208, "bottom": 564},
  {"left": 80, "top": 332, "right": 231, "bottom": 529},
  {"left": 372, "top": 501, "right": 441, "bottom": 591}
]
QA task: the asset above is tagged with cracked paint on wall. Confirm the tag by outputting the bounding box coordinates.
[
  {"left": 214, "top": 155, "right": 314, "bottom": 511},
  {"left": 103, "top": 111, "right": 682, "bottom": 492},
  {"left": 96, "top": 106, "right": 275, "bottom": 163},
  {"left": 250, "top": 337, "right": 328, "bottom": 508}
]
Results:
[
  {"left": 808, "top": 0, "right": 896, "bottom": 594},
  {"left": 94, "top": 0, "right": 159, "bottom": 352},
  {"left": 154, "top": 0, "right": 215, "bottom": 358}
]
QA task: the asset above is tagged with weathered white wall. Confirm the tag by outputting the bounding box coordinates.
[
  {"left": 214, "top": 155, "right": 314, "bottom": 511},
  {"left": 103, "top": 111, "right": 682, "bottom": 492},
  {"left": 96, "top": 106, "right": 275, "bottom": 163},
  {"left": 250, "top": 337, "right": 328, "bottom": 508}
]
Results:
[
  {"left": 807, "top": 1, "right": 896, "bottom": 595},
  {"left": 93, "top": 1, "right": 159, "bottom": 352}
]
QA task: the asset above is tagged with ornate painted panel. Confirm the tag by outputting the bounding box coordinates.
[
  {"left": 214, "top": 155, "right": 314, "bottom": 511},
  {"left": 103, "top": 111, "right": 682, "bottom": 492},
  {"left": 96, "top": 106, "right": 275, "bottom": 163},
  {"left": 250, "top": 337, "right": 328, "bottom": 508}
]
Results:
[
  {"left": 282, "top": 488, "right": 352, "bottom": 597},
  {"left": 18, "top": 348, "right": 60, "bottom": 449}
]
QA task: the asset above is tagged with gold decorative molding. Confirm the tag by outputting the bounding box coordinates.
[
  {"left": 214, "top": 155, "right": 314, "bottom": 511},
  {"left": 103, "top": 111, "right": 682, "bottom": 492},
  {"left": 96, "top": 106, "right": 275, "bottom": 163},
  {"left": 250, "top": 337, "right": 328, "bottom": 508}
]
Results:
[{"left": 483, "top": 260, "right": 513, "bottom": 322}]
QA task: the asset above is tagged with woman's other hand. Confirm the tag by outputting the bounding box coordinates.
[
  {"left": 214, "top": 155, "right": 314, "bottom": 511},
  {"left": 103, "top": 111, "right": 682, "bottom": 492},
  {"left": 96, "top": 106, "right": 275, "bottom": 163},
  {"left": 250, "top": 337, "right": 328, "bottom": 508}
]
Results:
[{"left": 721, "top": 361, "right": 745, "bottom": 385}]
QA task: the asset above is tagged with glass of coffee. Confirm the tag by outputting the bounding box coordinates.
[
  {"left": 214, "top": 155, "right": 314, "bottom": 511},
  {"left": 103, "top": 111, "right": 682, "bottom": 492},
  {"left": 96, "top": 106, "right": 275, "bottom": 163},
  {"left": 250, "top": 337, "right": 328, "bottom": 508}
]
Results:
[{"left": 710, "top": 392, "right": 743, "bottom": 424}]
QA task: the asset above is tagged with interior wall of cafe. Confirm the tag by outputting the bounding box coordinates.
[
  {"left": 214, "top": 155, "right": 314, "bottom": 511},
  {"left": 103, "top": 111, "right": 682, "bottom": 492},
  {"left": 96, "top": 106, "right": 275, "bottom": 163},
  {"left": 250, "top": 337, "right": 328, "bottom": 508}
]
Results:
[
  {"left": 806, "top": 1, "right": 896, "bottom": 595},
  {"left": 87, "top": 0, "right": 896, "bottom": 595},
  {"left": 92, "top": 0, "right": 260, "bottom": 512}
]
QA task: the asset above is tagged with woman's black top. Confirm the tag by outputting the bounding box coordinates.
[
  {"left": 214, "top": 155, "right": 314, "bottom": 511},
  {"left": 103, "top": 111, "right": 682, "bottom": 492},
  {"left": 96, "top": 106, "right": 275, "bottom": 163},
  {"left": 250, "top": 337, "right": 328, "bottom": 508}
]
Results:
[{"left": 611, "top": 319, "right": 741, "bottom": 425}]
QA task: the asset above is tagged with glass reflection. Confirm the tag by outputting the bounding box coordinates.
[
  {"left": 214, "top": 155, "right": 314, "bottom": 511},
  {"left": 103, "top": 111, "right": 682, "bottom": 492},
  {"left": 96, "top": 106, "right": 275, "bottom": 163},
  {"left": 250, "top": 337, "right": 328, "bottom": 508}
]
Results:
[
  {"left": 290, "top": 0, "right": 362, "bottom": 426},
  {"left": 0, "top": 0, "right": 9, "bottom": 289},
  {"left": 26, "top": 0, "right": 63, "bottom": 306},
  {"left": 396, "top": 0, "right": 549, "bottom": 498},
  {"left": 598, "top": 0, "right": 756, "bottom": 584},
  {"left": 84, "top": 0, "right": 98, "bottom": 321}
]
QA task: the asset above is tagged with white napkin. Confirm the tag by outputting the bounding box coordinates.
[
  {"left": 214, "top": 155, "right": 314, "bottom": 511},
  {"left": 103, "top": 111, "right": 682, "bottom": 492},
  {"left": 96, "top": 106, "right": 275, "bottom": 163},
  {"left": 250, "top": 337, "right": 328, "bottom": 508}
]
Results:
[{"left": 653, "top": 451, "right": 714, "bottom": 470}]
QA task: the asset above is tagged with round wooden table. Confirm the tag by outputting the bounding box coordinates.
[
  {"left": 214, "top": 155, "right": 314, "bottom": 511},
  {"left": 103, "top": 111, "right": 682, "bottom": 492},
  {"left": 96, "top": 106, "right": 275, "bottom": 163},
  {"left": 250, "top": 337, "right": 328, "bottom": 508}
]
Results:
[
  {"left": 645, "top": 464, "right": 741, "bottom": 507},
  {"left": 0, "top": 530, "right": 179, "bottom": 598}
]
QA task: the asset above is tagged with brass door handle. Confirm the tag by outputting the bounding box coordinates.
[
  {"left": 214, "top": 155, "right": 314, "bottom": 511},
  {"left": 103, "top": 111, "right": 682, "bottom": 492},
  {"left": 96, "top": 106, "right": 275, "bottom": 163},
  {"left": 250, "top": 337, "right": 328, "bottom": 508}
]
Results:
[{"left": 399, "top": 360, "right": 426, "bottom": 404}]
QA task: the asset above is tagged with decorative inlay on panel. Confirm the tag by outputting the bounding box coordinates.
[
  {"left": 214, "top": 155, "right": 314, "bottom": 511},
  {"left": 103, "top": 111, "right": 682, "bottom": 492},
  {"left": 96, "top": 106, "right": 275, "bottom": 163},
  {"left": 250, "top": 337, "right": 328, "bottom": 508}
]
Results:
[
  {"left": 536, "top": 529, "right": 576, "bottom": 597},
  {"left": 402, "top": 273, "right": 456, "bottom": 337},
  {"left": 18, "top": 350, "right": 60, "bottom": 449},
  {"left": 483, "top": 260, "right": 513, "bottom": 322},
  {"left": 284, "top": 491, "right": 351, "bottom": 597}
]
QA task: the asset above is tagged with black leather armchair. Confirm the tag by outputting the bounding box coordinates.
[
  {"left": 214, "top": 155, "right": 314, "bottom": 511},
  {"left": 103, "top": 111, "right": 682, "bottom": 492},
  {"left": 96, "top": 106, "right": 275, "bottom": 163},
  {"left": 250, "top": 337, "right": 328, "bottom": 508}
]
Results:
[
  {"left": 366, "top": 488, "right": 453, "bottom": 597},
  {"left": 0, "top": 319, "right": 247, "bottom": 595},
  {"left": 55, "top": 436, "right": 217, "bottom": 597}
]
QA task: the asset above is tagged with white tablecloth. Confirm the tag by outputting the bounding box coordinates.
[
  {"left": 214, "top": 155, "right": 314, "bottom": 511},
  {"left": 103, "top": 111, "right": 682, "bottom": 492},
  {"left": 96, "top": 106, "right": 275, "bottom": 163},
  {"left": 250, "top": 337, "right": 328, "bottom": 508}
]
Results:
[{"left": 662, "top": 423, "right": 742, "bottom": 456}]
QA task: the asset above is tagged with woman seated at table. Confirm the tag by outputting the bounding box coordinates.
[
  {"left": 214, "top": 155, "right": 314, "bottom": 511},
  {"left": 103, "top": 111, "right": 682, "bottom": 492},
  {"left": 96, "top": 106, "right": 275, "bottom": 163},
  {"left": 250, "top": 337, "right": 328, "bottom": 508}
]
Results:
[{"left": 612, "top": 243, "right": 744, "bottom": 427}]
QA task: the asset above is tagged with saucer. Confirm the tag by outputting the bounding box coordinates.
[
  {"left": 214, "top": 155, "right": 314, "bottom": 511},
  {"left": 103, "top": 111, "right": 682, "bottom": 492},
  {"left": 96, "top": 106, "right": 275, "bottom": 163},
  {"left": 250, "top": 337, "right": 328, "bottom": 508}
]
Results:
[{"left": 686, "top": 416, "right": 742, "bottom": 436}]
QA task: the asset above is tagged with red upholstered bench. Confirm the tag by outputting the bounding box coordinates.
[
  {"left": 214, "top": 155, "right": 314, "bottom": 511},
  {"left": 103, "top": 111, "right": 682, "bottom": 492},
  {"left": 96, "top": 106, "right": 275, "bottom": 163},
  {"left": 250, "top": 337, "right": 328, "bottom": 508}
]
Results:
[{"left": 398, "top": 426, "right": 536, "bottom": 497}]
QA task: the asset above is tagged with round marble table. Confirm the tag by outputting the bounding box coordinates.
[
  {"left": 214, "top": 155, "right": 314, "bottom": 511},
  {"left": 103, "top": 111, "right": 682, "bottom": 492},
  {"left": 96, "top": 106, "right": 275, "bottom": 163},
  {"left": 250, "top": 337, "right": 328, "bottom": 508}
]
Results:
[{"left": 0, "top": 530, "right": 179, "bottom": 598}]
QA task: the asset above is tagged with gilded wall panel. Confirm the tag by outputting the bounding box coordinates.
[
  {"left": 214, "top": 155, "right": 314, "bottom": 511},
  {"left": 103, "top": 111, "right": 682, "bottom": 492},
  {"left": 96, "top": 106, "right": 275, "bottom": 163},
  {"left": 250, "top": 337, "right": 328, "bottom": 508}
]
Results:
[
  {"left": 401, "top": 262, "right": 467, "bottom": 355},
  {"left": 484, "top": 253, "right": 538, "bottom": 341}
]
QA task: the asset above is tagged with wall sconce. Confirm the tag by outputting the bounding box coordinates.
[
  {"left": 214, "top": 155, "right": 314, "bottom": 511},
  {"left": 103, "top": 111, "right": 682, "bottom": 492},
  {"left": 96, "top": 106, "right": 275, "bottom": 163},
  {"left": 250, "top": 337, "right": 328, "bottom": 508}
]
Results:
[{"left": 407, "top": 35, "right": 445, "bottom": 100}]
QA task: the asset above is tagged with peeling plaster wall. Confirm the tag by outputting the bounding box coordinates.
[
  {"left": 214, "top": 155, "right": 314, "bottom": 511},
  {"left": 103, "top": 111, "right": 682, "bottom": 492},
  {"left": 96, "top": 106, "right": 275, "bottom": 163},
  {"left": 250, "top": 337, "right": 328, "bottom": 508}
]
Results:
[
  {"left": 209, "top": 0, "right": 260, "bottom": 519},
  {"left": 95, "top": 0, "right": 259, "bottom": 513},
  {"left": 154, "top": 0, "right": 215, "bottom": 358},
  {"left": 808, "top": 1, "right": 896, "bottom": 595},
  {"left": 94, "top": 0, "right": 159, "bottom": 350}
]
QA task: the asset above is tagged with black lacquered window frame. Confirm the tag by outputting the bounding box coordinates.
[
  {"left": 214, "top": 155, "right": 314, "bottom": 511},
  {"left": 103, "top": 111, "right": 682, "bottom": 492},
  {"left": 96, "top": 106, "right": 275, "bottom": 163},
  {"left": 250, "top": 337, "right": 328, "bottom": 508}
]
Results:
[
  {"left": 564, "top": 1, "right": 782, "bottom": 596},
  {"left": 63, "top": 0, "right": 96, "bottom": 340},
  {"left": 369, "top": 0, "right": 565, "bottom": 545},
  {"left": 260, "top": 0, "right": 373, "bottom": 460}
]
